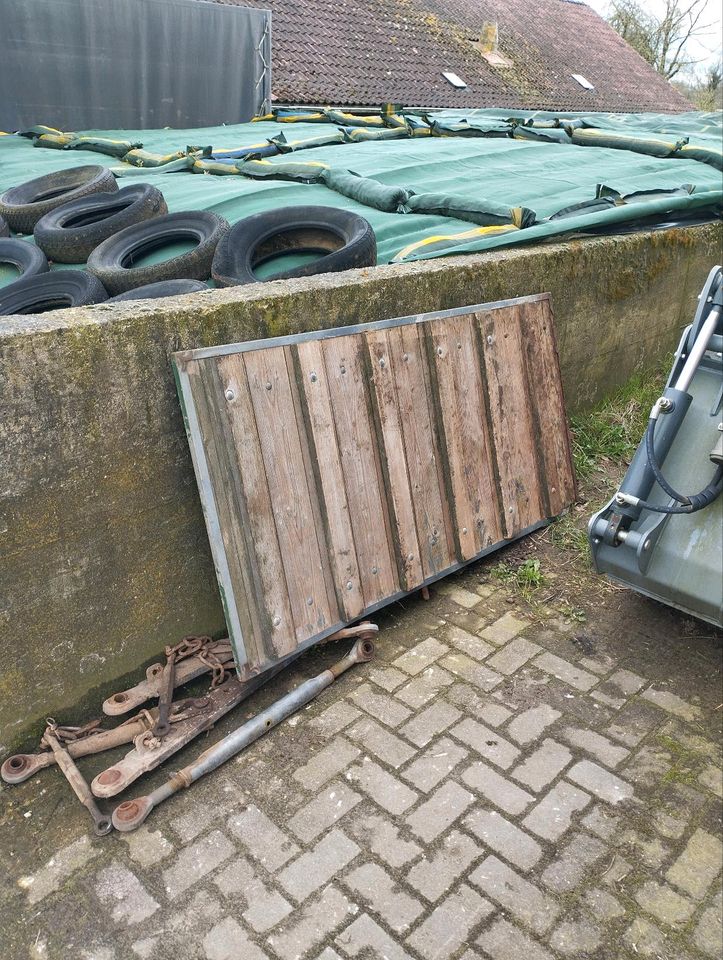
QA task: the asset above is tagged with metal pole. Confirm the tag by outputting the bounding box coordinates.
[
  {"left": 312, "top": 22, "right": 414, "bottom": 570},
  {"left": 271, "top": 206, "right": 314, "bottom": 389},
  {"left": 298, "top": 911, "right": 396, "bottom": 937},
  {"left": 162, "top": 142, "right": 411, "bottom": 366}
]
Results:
[
  {"left": 112, "top": 637, "right": 375, "bottom": 832},
  {"left": 675, "top": 306, "right": 721, "bottom": 394}
]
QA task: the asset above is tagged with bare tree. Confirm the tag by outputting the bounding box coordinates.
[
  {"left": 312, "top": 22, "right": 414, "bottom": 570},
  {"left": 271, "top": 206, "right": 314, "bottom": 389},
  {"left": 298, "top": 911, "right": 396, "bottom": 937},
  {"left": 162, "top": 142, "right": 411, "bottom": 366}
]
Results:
[{"left": 608, "top": 0, "right": 712, "bottom": 80}]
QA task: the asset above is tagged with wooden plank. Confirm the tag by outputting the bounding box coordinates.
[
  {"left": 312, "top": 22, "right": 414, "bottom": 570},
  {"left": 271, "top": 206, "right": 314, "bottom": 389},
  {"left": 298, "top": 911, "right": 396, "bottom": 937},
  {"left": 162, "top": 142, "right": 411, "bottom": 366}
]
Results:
[
  {"left": 364, "top": 328, "right": 424, "bottom": 591},
  {"left": 215, "top": 353, "right": 295, "bottom": 663},
  {"left": 293, "top": 339, "right": 365, "bottom": 621},
  {"left": 242, "top": 346, "right": 335, "bottom": 646},
  {"left": 519, "top": 297, "right": 577, "bottom": 516},
  {"left": 321, "top": 334, "right": 398, "bottom": 606},
  {"left": 475, "top": 304, "right": 544, "bottom": 538},
  {"left": 424, "top": 313, "right": 503, "bottom": 559},
  {"left": 386, "top": 323, "right": 454, "bottom": 578}
]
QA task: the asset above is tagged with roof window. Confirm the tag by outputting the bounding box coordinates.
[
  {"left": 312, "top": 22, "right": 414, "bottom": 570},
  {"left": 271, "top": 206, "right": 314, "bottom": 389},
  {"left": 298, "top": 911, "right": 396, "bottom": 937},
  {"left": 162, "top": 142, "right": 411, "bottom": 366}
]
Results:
[
  {"left": 442, "top": 72, "right": 468, "bottom": 89},
  {"left": 572, "top": 74, "right": 595, "bottom": 90}
]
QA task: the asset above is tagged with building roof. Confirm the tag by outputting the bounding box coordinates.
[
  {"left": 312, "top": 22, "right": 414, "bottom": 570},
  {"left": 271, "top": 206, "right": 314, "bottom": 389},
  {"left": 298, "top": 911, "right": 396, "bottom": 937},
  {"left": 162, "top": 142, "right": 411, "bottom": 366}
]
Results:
[{"left": 217, "top": 0, "right": 691, "bottom": 113}]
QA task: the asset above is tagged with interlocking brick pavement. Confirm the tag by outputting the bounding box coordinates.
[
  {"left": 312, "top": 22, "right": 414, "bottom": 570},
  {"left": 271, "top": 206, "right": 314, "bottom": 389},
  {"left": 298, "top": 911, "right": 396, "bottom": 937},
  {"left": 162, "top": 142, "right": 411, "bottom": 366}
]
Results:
[{"left": 2, "top": 565, "right": 722, "bottom": 960}]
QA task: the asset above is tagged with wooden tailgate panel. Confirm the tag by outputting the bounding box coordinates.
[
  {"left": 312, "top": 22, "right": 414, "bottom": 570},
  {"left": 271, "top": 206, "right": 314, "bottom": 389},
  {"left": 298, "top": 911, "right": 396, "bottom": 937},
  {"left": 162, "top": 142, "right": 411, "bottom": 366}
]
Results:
[{"left": 174, "top": 294, "right": 575, "bottom": 678}]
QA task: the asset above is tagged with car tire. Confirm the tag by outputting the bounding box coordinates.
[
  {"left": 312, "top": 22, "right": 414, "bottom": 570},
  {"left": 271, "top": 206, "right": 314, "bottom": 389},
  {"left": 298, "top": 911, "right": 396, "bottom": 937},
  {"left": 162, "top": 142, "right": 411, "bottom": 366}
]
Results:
[
  {"left": 0, "top": 166, "right": 118, "bottom": 235},
  {"left": 0, "top": 270, "right": 108, "bottom": 315},
  {"left": 0, "top": 215, "right": 9, "bottom": 238},
  {"left": 211, "top": 205, "right": 377, "bottom": 286},
  {"left": 0, "top": 238, "right": 50, "bottom": 294},
  {"left": 33, "top": 183, "right": 168, "bottom": 263},
  {"left": 107, "top": 279, "right": 209, "bottom": 302},
  {"left": 86, "top": 211, "right": 229, "bottom": 295}
]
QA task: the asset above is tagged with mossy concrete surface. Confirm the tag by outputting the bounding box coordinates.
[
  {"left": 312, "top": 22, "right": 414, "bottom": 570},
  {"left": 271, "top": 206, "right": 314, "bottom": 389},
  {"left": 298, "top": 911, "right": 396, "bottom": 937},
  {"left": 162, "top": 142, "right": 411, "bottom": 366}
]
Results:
[{"left": 0, "top": 223, "right": 720, "bottom": 749}]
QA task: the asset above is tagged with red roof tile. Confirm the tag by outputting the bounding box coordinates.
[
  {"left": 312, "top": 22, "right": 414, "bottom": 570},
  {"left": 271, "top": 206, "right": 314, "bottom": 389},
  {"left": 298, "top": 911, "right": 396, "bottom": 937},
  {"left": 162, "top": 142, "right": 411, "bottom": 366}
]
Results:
[{"left": 213, "top": 0, "right": 692, "bottom": 112}]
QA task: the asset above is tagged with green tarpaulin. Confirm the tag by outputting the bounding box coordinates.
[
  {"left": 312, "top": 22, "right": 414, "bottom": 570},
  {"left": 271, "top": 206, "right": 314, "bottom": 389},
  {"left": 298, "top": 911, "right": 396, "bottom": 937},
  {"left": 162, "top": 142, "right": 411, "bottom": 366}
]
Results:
[{"left": 0, "top": 108, "right": 720, "bottom": 276}]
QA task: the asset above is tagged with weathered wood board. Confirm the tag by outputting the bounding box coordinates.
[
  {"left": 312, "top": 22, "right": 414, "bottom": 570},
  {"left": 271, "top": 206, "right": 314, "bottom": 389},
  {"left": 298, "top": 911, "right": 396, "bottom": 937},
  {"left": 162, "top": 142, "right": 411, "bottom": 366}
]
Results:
[{"left": 173, "top": 294, "right": 576, "bottom": 678}]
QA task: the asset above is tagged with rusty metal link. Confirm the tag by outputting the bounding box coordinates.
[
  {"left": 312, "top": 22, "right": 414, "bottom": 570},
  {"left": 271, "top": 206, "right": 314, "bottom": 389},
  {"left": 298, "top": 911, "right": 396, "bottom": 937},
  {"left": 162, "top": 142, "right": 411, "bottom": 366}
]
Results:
[
  {"left": 44, "top": 717, "right": 105, "bottom": 744},
  {"left": 166, "top": 634, "right": 231, "bottom": 690}
]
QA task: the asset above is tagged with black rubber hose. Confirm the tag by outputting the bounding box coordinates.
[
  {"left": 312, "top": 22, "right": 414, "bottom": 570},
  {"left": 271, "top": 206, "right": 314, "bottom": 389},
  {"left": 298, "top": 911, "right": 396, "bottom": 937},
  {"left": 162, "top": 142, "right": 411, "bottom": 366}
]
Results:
[{"left": 643, "top": 416, "right": 723, "bottom": 513}]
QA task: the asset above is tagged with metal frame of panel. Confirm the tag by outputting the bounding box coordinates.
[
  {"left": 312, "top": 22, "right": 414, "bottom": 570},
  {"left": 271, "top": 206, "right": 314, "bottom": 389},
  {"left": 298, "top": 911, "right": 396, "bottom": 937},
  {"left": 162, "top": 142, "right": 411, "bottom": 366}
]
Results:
[{"left": 173, "top": 293, "right": 576, "bottom": 678}]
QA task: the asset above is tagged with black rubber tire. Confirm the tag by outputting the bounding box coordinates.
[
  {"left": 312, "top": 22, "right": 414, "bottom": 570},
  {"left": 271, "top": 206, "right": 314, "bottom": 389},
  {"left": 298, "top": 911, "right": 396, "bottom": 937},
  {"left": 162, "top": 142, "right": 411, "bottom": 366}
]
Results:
[
  {"left": 0, "top": 166, "right": 118, "bottom": 235},
  {"left": 107, "top": 279, "right": 209, "bottom": 302},
  {"left": 0, "top": 238, "right": 50, "bottom": 295},
  {"left": 211, "top": 205, "right": 377, "bottom": 286},
  {"left": 33, "top": 183, "right": 168, "bottom": 264},
  {"left": 0, "top": 271, "right": 108, "bottom": 315},
  {"left": 0, "top": 215, "right": 9, "bottom": 238},
  {"left": 86, "top": 211, "right": 230, "bottom": 295}
]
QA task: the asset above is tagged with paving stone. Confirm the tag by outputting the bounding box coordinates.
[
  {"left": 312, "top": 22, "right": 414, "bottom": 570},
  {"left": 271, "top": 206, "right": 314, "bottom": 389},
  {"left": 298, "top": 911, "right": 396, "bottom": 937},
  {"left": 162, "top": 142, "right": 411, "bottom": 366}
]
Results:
[
  {"left": 277, "top": 829, "right": 360, "bottom": 902},
  {"left": 293, "top": 737, "right": 361, "bottom": 791},
  {"left": 445, "top": 624, "right": 495, "bottom": 660},
  {"left": 450, "top": 718, "right": 520, "bottom": 768},
  {"left": 479, "top": 612, "right": 530, "bottom": 645},
  {"left": 566, "top": 759, "right": 633, "bottom": 804},
  {"left": 399, "top": 701, "right": 462, "bottom": 748},
  {"left": 170, "top": 783, "right": 239, "bottom": 844},
  {"left": 368, "top": 664, "right": 408, "bottom": 692},
  {"left": 462, "top": 760, "right": 534, "bottom": 815},
  {"left": 287, "top": 781, "right": 361, "bottom": 843},
  {"left": 94, "top": 862, "right": 159, "bottom": 925},
  {"left": 120, "top": 827, "right": 174, "bottom": 868},
  {"left": 506, "top": 705, "right": 561, "bottom": 745},
  {"left": 349, "top": 683, "right": 413, "bottom": 727},
  {"left": 443, "top": 585, "right": 483, "bottom": 609},
  {"left": 406, "top": 780, "right": 474, "bottom": 842},
  {"left": 541, "top": 832, "right": 606, "bottom": 893},
  {"left": 477, "top": 917, "right": 554, "bottom": 960},
  {"left": 652, "top": 809, "right": 688, "bottom": 840},
  {"left": 621, "top": 744, "right": 672, "bottom": 787},
  {"left": 393, "top": 636, "right": 449, "bottom": 675},
  {"left": 20, "top": 835, "right": 100, "bottom": 905},
  {"left": 310, "top": 701, "right": 361, "bottom": 737},
  {"left": 401, "top": 736, "right": 468, "bottom": 792},
  {"left": 439, "top": 651, "right": 502, "bottom": 691},
  {"left": 549, "top": 916, "right": 602, "bottom": 956},
  {"left": 534, "top": 652, "right": 598, "bottom": 691},
  {"left": 511, "top": 738, "right": 572, "bottom": 791},
  {"left": 582, "top": 804, "right": 619, "bottom": 840},
  {"left": 395, "top": 665, "right": 455, "bottom": 709},
  {"left": 578, "top": 654, "right": 616, "bottom": 676},
  {"left": 344, "top": 861, "right": 424, "bottom": 932},
  {"left": 693, "top": 891, "right": 723, "bottom": 958},
  {"left": 406, "top": 883, "right": 493, "bottom": 960},
  {"left": 561, "top": 726, "right": 630, "bottom": 768},
  {"left": 609, "top": 668, "right": 646, "bottom": 695},
  {"left": 584, "top": 887, "right": 626, "bottom": 920},
  {"left": 623, "top": 917, "right": 668, "bottom": 957},
  {"left": 346, "top": 758, "right": 419, "bottom": 815},
  {"left": 465, "top": 807, "right": 542, "bottom": 871},
  {"left": 486, "top": 636, "right": 542, "bottom": 675},
  {"left": 601, "top": 853, "right": 633, "bottom": 888},
  {"left": 478, "top": 702, "right": 514, "bottom": 727},
  {"left": 523, "top": 781, "right": 592, "bottom": 841},
  {"left": 214, "top": 856, "right": 292, "bottom": 933},
  {"left": 346, "top": 716, "right": 415, "bottom": 768},
  {"left": 266, "top": 885, "right": 355, "bottom": 960},
  {"left": 620, "top": 828, "right": 671, "bottom": 870},
  {"left": 470, "top": 855, "right": 561, "bottom": 935},
  {"left": 407, "top": 829, "right": 481, "bottom": 901},
  {"left": 641, "top": 686, "right": 701, "bottom": 721},
  {"left": 346, "top": 811, "right": 422, "bottom": 868},
  {"left": 667, "top": 828, "right": 723, "bottom": 900},
  {"left": 336, "top": 913, "right": 413, "bottom": 959},
  {"left": 163, "top": 830, "right": 235, "bottom": 901},
  {"left": 317, "top": 951, "right": 343, "bottom": 960},
  {"left": 698, "top": 763, "right": 723, "bottom": 797},
  {"left": 591, "top": 687, "right": 626, "bottom": 710},
  {"left": 635, "top": 880, "right": 695, "bottom": 926},
  {"left": 227, "top": 804, "right": 300, "bottom": 870},
  {"left": 203, "top": 917, "right": 268, "bottom": 960},
  {"left": 605, "top": 701, "right": 660, "bottom": 748}
]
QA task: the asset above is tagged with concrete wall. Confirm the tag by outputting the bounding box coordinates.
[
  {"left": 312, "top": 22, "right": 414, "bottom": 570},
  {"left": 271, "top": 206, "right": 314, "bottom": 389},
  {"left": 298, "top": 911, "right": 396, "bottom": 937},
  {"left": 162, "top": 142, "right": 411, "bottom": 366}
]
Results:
[{"left": 1, "top": 223, "right": 720, "bottom": 750}]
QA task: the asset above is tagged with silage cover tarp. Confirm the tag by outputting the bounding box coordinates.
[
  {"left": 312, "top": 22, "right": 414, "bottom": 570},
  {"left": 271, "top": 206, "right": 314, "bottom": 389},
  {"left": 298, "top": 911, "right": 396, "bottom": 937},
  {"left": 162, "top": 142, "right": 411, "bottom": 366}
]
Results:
[{"left": 0, "top": 108, "right": 720, "bottom": 269}]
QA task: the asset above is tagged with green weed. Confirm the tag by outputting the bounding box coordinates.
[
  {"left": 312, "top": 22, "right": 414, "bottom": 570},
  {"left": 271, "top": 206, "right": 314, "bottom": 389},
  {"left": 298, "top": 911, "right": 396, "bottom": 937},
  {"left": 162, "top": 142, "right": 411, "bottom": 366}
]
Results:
[{"left": 491, "top": 557, "right": 545, "bottom": 596}]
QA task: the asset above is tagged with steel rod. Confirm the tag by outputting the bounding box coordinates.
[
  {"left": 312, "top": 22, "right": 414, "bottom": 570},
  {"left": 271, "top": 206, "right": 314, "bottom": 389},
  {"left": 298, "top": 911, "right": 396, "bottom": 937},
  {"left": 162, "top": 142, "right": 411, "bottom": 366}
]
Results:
[
  {"left": 675, "top": 306, "right": 721, "bottom": 394},
  {"left": 112, "top": 636, "right": 375, "bottom": 832}
]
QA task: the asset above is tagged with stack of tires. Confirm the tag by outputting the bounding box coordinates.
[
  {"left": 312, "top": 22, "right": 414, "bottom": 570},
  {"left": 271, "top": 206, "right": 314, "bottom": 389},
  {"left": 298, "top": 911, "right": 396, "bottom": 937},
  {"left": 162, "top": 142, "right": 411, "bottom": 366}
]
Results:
[{"left": 0, "top": 165, "right": 376, "bottom": 316}]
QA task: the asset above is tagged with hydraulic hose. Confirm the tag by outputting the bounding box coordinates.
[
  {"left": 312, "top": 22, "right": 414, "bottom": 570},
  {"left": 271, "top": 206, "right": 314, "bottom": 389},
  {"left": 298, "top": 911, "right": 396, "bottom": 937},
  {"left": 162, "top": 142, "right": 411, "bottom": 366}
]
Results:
[{"left": 641, "top": 415, "right": 723, "bottom": 515}]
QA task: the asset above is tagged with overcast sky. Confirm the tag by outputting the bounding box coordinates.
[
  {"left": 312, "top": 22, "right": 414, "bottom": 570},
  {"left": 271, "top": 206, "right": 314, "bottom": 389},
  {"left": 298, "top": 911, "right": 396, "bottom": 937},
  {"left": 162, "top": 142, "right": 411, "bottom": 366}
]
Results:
[{"left": 585, "top": 0, "right": 722, "bottom": 72}]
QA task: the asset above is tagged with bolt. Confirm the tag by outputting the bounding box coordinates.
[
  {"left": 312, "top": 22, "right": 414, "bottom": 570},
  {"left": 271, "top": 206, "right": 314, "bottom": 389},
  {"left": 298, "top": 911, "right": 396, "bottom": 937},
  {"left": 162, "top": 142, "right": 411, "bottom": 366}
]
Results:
[
  {"left": 310, "top": 372, "right": 318, "bottom": 383},
  {"left": 272, "top": 615, "right": 281, "bottom": 627},
  {"left": 462, "top": 527, "right": 468, "bottom": 534},
  {"left": 437, "top": 346, "right": 443, "bottom": 357},
  {"left": 407, "top": 553, "right": 414, "bottom": 561},
  {"left": 346, "top": 580, "right": 353, "bottom": 591},
  {"left": 403, "top": 353, "right": 409, "bottom": 361},
  {"left": 379, "top": 357, "right": 386, "bottom": 368},
  {"left": 457, "top": 341, "right": 462, "bottom": 350},
  {"left": 658, "top": 397, "right": 673, "bottom": 412},
  {"left": 340, "top": 365, "right": 346, "bottom": 374},
  {"left": 371, "top": 566, "right": 378, "bottom": 575},
  {"left": 265, "top": 381, "right": 272, "bottom": 391},
  {"left": 487, "top": 335, "right": 494, "bottom": 345},
  {"left": 306, "top": 597, "right": 313, "bottom": 606},
  {"left": 615, "top": 493, "right": 626, "bottom": 505},
  {"left": 224, "top": 388, "right": 235, "bottom": 401}
]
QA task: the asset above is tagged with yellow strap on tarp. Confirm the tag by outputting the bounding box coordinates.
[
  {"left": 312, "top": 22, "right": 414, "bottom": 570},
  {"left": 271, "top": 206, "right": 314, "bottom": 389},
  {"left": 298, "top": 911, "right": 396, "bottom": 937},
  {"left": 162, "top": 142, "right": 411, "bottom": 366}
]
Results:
[{"left": 392, "top": 224, "right": 519, "bottom": 262}]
